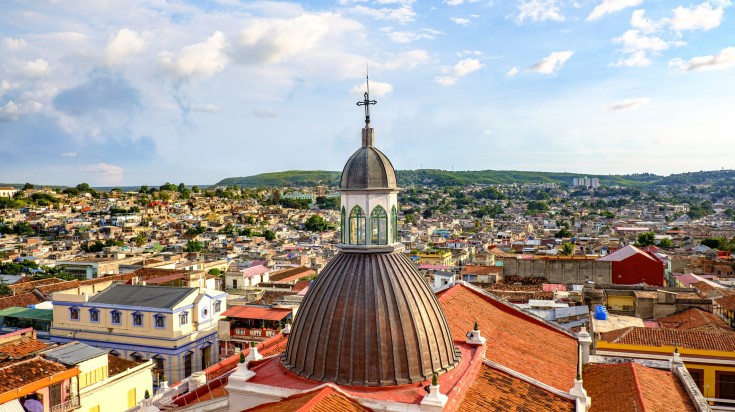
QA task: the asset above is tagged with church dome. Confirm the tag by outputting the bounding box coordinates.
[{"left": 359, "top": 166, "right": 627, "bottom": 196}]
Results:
[
  {"left": 281, "top": 250, "right": 460, "bottom": 387},
  {"left": 340, "top": 146, "right": 398, "bottom": 190}
]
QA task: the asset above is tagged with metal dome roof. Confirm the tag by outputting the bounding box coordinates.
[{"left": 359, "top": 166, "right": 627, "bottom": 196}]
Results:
[
  {"left": 339, "top": 146, "right": 398, "bottom": 190},
  {"left": 281, "top": 250, "right": 460, "bottom": 387}
]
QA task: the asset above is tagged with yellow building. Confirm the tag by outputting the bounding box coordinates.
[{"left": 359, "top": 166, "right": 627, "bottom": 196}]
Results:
[
  {"left": 44, "top": 342, "right": 154, "bottom": 412},
  {"left": 596, "top": 326, "right": 735, "bottom": 403},
  {"left": 50, "top": 284, "right": 227, "bottom": 385},
  {"left": 409, "top": 249, "right": 452, "bottom": 266}
]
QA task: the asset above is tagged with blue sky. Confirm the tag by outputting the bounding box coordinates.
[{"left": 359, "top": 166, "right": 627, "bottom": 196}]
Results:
[{"left": 1, "top": 0, "right": 733, "bottom": 186}]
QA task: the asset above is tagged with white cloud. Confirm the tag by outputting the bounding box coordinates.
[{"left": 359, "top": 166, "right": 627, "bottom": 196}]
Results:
[
  {"left": 159, "top": 31, "right": 229, "bottom": 79},
  {"left": 506, "top": 66, "right": 520, "bottom": 77},
  {"left": 528, "top": 50, "right": 574, "bottom": 74},
  {"left": 377, "top": 49, "right": 429, "bottom": 71},
  {"left": 668, "top": 2, "right": 724, "bottom": 31},
  {"left": 78, "top": 163, "right": 124, "bottom": 184},
  {"left": 350, "top": 5, "right": 416, "bottom": 24},
  {"left": 453, "top": 58, "right": 483, "bottom": 76},
  {"left": 0, "top": 80, "right": 15, "bottom": 99},
  {"left": 2, "top": 37, "right": 27, "bottom": 50},
  {"left": 451, "top": 17, "right": 471, "bottom": 25},
  {"left": 234, "top": 14, "right": 336, "bottom": 64},
  {"left": 252, "top": 109, "right": 279, "bottom": 118},
  {"left": 350, "top": 80, "right": 393, "bottom": 96},
  {"left": 61, "top": 152, "right": 77, "bottom": 158},
  {"left": 18, "top": 59, "right": 51, "bottom": 78},
  {"left": 516, "top": 0, "right": 565, "bottom": 23},
  {"left": 433, "top": 76, "right": 457, "bottom": 86},
  {"left": 630, "top": 9, "right": 660, "bottom": 34},
  {"left": 483, "top": 129, "right": 493, "bottom": 135},
  {"left": 607, "top": 97, "right": 651, "bottom": 110},
  {"left": 106, "top": 28, "right": 148, "bottom": 66},
  {"left": 381, "top": 28, "right": 441, "bottom": 43},
  {"left": 612, "top": 30, "right": 668, "bottom": 53},
  {"left": 434, "top": 58, "right": 484, "bottom": 86},
  {"left": 611, "top": 51, "right": 652, "bottom": 67},
  {"left": 445, "top": 0, "right": 479, "bottom": 5},
  {"left": 191, "top": 103, "right": 222, "bottom": 113},
  {"left": 587, "top": 0, "right": 643, "bottom": 21},
  {"left": 669, "top": 47, "right": 735, "bottom": 72}
]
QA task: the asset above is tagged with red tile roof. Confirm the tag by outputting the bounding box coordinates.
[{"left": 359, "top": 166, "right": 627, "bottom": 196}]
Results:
[
  {"left": 268, "top": 266, "right": 315, "bottom": 283},
  {"left": 108, "top": 354, "right": 143, "bottom": 377},
  {"left": 0, "top": 293, "right": 43, "bottom": 310},
  {"left": 0, "top": 356, "right": 74, "bottom": 396},
  {"left": 222, "top": 306, "right": 291, "bottom": 321},
  {"left": 436, "top": 283, "right": 578, "bottom": 392},
  {"left": 584, "top": 362, "right": 695, "bottom": 412},
  {"left": 245, "top": 386, "right": 372, "bottom": 412},
  {"left": 8, "top": 278, "right": 65, "bottom": 294},
  {"left": 460, "top": 264, "right": 503, "bottom": 276},
  {"left": 657, "top": 308, "right": 730, "bottom": 332},
  {"left": 0, "top": 337, "right": 49, "bottom": 362},
  {"left": 600, "top": 326, "right": 735, "bottom": 351},
  {"left": 456, "top": 364, "right": 574, "bottom": 411}
]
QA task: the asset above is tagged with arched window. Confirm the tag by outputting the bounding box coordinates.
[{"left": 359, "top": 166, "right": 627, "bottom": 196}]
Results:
[
  {"left": 370, "top": 206, "right": 388, "bottom": 245},
  {"left": 391, "top": 205, "right": 398, "bottom": 243},
  {"left": 349, "top": 206, "right": 366, "bottom": 245},
  {"left": 341, "top": 206, "right": 346, "bottom": 243}
]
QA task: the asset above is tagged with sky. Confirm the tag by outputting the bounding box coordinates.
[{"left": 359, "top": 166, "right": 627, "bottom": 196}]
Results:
[{"left": 1, "top": 0, "right": 734, "bottom": 186}]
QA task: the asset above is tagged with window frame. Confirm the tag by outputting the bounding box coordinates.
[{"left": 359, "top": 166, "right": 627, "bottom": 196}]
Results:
[
  {"left": 370, "top": 205, "right": 388, "bottom": 245},
  {"left": 132, "top": 312, "right": 143, "bottom": 327},
  {"left": 111, "top": 310, "right": 122, "bottom": 325},
  {"left": 89, "top": 308, "right": 100, "bottom": 323},
  {"left": 214, "top": 300, "right": 222, "bottom": 312},
  {"left": 349, "top": 206, "right": 366, "bottom": 245},
  {"left": 154, "top": 314, "right": 166, "bottom": 329},
  {"left": 180, "top": 311, "right": 189, "bottom": 325},
  {"left": 69, "top": 307, "right": 80, "bottom": 321}
]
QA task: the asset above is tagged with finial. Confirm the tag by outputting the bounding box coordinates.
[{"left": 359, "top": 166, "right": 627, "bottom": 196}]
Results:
[
  {"left": 474, "top": 321, "right": 479, "bottom": 331},
  {"left": 356, "top": 66, "right": 377, "bottom": 128},
  {"left": 432, "top": 372, "right": 438, "bottom": 386}
]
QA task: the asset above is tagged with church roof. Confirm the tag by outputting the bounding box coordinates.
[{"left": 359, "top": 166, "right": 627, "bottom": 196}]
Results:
[
  {"left": 246, "top": 386, "right": 372, "bottom": 412},
  {"left": 281, "top": 250, "right": 460, "bottom": 387},
  {"left": 339, "top": 145, "right": 398, "bottom": 190}
]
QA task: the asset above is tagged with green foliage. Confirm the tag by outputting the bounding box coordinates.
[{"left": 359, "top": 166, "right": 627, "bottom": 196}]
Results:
[
  {"left": 0, "top": 260, "right": 39, "bottom": 275},
  {"left": 243, "top": 215, "right": 255, "bottom": 225},
  {"left": 700, "top": 237, "right": 735, "bottom": 251},
  {"left": 526, "top": 201, "right": 549, "bottom": 214},
  {"left": 316, "top": 196, "right": 339, "bottom": 210},
  {"left": 471, "top": 204, "right": 503, "bottom": 219},
  {"left": 658, "top": 238, "right": 674, "bottom": 249},
  {"left": 22, "top": 183, "right": 35, "bottom": 190},
  {"left": 559, "top": 243, "right": 575, "bottom": 256},
  {"left": 555, "top": 228, "right": 573, "bottom": 238},
  {"left": 185, "top": 240, "right": 204, "bottom": 252},
  {"left": 82, "top": 241, "right": 105, "bottom": 253},
  {"left": 186, "top": 226, "right": 206, "bottom": 236},
  {"left": 263, "top": 230, "right": 276, "bottom": 241},
  {"left": 279, "top": 198, "right": 310, "bottom": 210},
  {"left": 305, "top": 215, "right": 331, "bottom": 232},
  {"left": 132, "top": 234, "right": 146, "bottom": 247},
  {"left": 724, "top": 209, "right": 735, "bottom": 219},
  {"left": 0, "top": 281, "right": 12, "bottom": 297},
  {"left": 472, "top": 187, "right": 506, "bottom": 200},
  {"left": 688, "top": 202, "right": 713, "bottom": 219},
  {"left": 159, "top": 182, "right": 178, "bottom": 192},
  {"left": 208, "top": 268, "right": 222, "bottom": 277},
  {"left": 635, "top": 232, "right": 656, "bottom": 247},
  {"left": 109, "top": 206, "right": 140, "bottom": 215}
]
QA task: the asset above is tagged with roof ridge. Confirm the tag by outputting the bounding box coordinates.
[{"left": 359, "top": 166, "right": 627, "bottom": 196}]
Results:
[
  {"left": 483, "top": 359, "right": 575, "bottom": 401},
  {"left": 629, "top": 362, "right": 647, "bottom": 412}
]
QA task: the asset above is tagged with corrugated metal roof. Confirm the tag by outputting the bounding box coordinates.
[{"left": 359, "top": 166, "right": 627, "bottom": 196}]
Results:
[
  {"left": 88, "top": 284, "right": 195, "bottom": 309},
  {"left": 0, "top": 306, "right": 53, "bottom": 321},
  {"left": 44, "top": 342, "right": 107, "bottom": 366}
]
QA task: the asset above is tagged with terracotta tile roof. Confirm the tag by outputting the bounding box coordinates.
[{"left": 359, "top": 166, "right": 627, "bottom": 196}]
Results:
[
  {"left": 600, "top": 326, "right": 735, "bottom": 351},
  {"left": 222, "top": 306, "right": 291, "bottom": 321},
  {"left": 657, "top": 308, "right": 730, "bottom": 332},
  {"left": 267, "top": 266, "right": 315, "bottom": 283},
  {"left": 245, "top": 386, "right": 372, "bottom": 412},
  {"left": 0, "top": 337, "right": 49, "bottom": 362},
  {"left": 108, "top": 354, "right": 143, "bottom": 376},
  {"left": 36, "top": 280, "right": 81, "bottom": 295},
  {"left": 716, "top": 293, "right": 735, "bottom": 311},
  {"left": 437, "top": 283, "right": 578, "bottom": 392},
  {"left": 584, "top": 362, "right": 695, "bottom": 412},
  {"left": 128, "top": 268, "right": 188, "bottom": 280},
  {"left": 457, "top": 364, "right": 574, "bottom": 411},
  {"left": 0, "top": 356, "right": 70, "bottom": 393},
  {"left": 0, "top": 293, "right": 43, "bottom": 310},
  {"left": 461, "top": 264, "right": 503, "bottom": 276},
  {"left": 292, "top": 280, "right": 310, "bottom": 293},
  {"left": 8, "top": 278, "right": 65, "bottom": 294},
  {"left": 251, "top": 291, "right": 295, "bottom": 305}
]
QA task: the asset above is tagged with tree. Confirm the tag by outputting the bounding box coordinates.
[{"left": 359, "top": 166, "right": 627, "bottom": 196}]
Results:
[
  {"left": 635, "top": 232, "right": 656, "bottom": 247},
  {"left": 132, "top": 234, "right": 146, "bottom": 247},
  {"left": 555, "top": 227, "right": 573, "bottom": 238},
  {"left": 305, "top": 215, "right": 331, "bottom": 232},
  {"left": 526, "top": 201, "right": 549, "bottom": 214},
  {"left": 263, "top": 230, "right": 276, "bottom": 241},
  {"left": 184, "top": 240, "right": 204, "bottom": 252},
  {"left": 701, "top": 238, "right": 721, "bottom": 249},
  {"left": 658, "top": 238, "right": 674, "bottom": 249},
  {"left": 22, "top": 183, "right": 34, "bottom": 190},
  {"left": 138, "top": 185, "right": 149, "bottom": 194},
  {"left": 559, "top": 243, "right": 575, "bottom": 256},
  {"left": 208, "top": 268, "right": 222, "bottom": 277},
  {"left": 0, "top": 281, "right": 12, "bottom": 297},
  {"left": 178, "top": 183, "right": 187, "bottom": 193}
]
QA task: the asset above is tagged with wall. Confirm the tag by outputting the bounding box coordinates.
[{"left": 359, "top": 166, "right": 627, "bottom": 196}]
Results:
[
  {"left": 611, "top": 254, "right": 664, "bottom": 286},
  {"left": 500, "top": 258, "right": 612, "bottom": 284},
  {"left": 80, "top": 360, "right": 154, "bottom": 412}
]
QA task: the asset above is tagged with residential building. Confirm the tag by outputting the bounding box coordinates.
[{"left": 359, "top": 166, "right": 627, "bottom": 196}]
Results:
[
  {"left": 50, "top": 284, "right": 226, "bottom": 384},
  {"left": 0, "top": 187, "right": 18, "bottom": 198},
  {"left": 598, "top": 244, "right": 665, "bottom": 286},
  {"left": 217, "top": 305, "right": 292, "bottom": 356}
]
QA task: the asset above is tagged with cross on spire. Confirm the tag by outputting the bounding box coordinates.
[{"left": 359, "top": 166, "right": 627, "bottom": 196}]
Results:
[{"left": 356, "top": 73, "right": 377, "bottom": 127}]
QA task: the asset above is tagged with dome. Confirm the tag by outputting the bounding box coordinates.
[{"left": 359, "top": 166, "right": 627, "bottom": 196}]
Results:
[
  {"left": 281, "top": 250, "right": 460, "bottom": 387},
  {"left": 340, "top": 146, "right": 398, "bottom": 190}
]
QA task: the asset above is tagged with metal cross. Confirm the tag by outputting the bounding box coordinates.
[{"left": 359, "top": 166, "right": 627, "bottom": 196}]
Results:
[{"left": 356, "top": 75, "right": 377, "bottom": 126}]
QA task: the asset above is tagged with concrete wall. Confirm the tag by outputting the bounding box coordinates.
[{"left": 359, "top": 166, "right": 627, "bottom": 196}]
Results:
[
  {"left": 500, "top": 258, "right": 612, "bottom": 284},
  {"left": 80, "top": 360, "right": 153, "bottom": 412}
]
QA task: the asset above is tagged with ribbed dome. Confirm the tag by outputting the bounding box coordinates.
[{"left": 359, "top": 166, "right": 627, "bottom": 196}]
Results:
[
  {"left": 281, "top": 251, "right": 460, "bottom": 387},
  {"left": 340, "top": 146, "right": 398, "bottom": 190}
]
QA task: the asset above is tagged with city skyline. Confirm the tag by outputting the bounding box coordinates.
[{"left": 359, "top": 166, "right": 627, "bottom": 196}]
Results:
[{"left": 1, "top": 0, "right": 733, "bottom": 186}]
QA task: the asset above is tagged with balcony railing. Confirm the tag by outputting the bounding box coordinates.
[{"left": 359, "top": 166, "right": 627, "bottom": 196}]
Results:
[
  {"left": 50, "top": 395, "right": 80, "bottom": 412},
  {"left": 230, "top": 328, "right": 278, "bottom": 339}
]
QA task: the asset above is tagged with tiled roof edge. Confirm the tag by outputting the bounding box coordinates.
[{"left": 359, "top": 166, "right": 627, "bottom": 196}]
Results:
[
  {"left": 628, "top": 362, "right": 647, "bottom": 412},
  {"left": 483, "top": 359, "right": 576, "bottom": 401}
]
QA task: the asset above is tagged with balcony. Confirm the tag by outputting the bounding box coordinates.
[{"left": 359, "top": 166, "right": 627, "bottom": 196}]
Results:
[
  {"left": 50, "top": 395, "right": 80, "bottom": 412},
  {"left": 230, "top": 327, "right": 278, "bottom": 340}
]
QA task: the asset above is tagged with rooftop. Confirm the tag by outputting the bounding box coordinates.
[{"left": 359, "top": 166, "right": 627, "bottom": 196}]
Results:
[
  {"left": 87, "top": 284, "right": 196, "bottom": 309},
  {"left": 222, "top": 306, "right": 291, "bottom": 321},
  {"left": 43, "top": 342, "right": 107, "bottom": 366}
]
